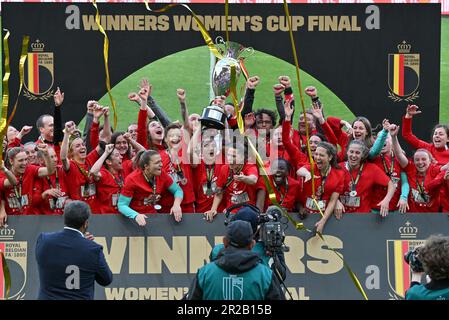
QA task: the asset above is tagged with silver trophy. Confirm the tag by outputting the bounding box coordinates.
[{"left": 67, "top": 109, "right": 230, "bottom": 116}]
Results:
[{"left": 201, "top": 38, "right": 254, "bottom": 130}]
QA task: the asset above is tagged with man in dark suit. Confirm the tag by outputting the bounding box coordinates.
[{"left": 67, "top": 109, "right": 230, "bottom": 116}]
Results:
[{"left": 36, "top": 201, "right": 113, "bottom": 300}]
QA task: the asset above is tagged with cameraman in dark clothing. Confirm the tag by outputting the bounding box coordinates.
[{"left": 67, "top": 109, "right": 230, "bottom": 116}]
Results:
[
  {"left": 188, "top": 220, "right": 284, "bottom": 300},
  {"left": 405, "top": 234, "right": 449, "bottom": 300},
  {"left": 209, "top": 206, "right": 287, "bottom": 281}
]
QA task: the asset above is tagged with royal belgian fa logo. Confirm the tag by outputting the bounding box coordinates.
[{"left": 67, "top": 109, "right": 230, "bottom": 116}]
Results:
[
  {"left": 386, "top": 221, "right": 423, "bottom": 300},
  {"left": 0, "top": 227, "right": 27, "bottom": 300},
  {"left": 387, "top": 41, "right": 420, "bottom": 102},
  {"left": 23, "top": 39, "right": 54, "bottom": 101}
]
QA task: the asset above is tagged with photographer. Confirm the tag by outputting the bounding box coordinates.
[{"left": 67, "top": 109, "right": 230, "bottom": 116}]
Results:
[
  {"left": 210, "top": 205, "right": 287, "bottom": 281},
  {"left": 405, "top": 235, "right": 449, "bottom": 300},
  {"left": 188, "top": 220, "right": 283, "bottom": 300}
]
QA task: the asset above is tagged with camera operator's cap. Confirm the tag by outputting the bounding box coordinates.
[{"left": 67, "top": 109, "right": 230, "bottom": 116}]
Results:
[
  {"left": 232, "top": 207, "right": 259, "bottom": 233},
  {"left": 226, "top": 220, "right": 254, "bottom": 248}
]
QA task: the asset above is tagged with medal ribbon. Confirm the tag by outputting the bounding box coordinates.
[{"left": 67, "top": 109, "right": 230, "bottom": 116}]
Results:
[
  {"left": 143, "top": 171, "right": 158, "bottom": 203},
  {"left": 273, "top": 178, "right": 288, "bottom": 205},
  {"left": 13, "top": 175, "right": 23, "bottom": 210},
  {"left": 205, "top": 164, "right": 214, "bottom": 189},
  {"left": 381, "top": 154, "right": 395, "bottom": 177},
  {"left": 46, "top": 169, "right": 60, "bottom": 190},
  {"left": 346, "top": 162, "right": 364, "bottom": 192},
  {"left": 416, "top": 175, "right": 427, "bottom": 201},
  {"left": 318, "top": 165, "right": 330, "bottom": 201}
]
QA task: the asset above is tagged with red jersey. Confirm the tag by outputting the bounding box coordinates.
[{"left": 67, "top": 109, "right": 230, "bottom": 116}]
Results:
[
  {"left": 300, "top": 164, "right": 345, "bottom": 213},
  {"left": 404, "top": 161, "right": 441, "bottom": 213},
  {"left": 96, "top": 167, "right": 126, "bottom": 214},
  {"left": 282, "top": 121, "right": 308, "bottom": 171},
  {"left": 64, "top": 151, "right": 101, "bottom": 213},
  {"left": 121, "top": 169, "right": 174, "bottom": 214},
  {"left": 0, "top": 165, "right": 41, "bottom": 215},
  {"left": 339, "top": 161, "right": 390, "bottom": 213},
  {"left": 402, "top": 117, "right": 449, "bottom": 165},
  {"left": 193, "top": 160, "right": 225, "bottom": 213},
  {"left": 216, "top": 164, "right": 259, "bottom": 210},
  {"left": 158, "top": 149, "right": 195, "bottom": 211},
  {"left": 370, "top": 154, "right": 403, "bottom": 211},
  {"left": 37, "top": 166, "right": 69, "bottom": 215},
  {"left": 257, "top": 175, "right": 302, "bottom": 212}
]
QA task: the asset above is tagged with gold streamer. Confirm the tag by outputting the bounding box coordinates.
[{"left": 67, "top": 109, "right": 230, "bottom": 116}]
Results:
[
  {"left": 0, "top": 29, "right": 11, "bottom": 160},
  {"left": 282, "top": 1, "right": 316, "bottom": 199},
  {"left": 225, "top": 0, "right": 230, "bottom": 44},
  {"left": 0, "top": 34, "right": 29, "bottom": 162},
  {"left": 143, "top": 1, "right": 223, "bottom": 60},
  {"left": 283, "top": 0, "right": 368, "bottom": 300},
  {"left": 230, "top": 65, "right": 306, "bottom": 232},
  {"left": 315, "top": 231, "right": 369, "bottom": 300},
  {"left": 0, "top": 250, "right": 11, "bottom": 299},
  {"left": 5, "top": 36, "right": 29, "bottom": 130},
  {"left": 91, "top": 0, "right": 117, "bottom": 130}
]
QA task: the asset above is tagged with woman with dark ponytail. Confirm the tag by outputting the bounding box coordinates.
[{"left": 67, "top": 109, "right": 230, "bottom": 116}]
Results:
[{"left": 118, "top": 150, "right": 183, "bottom": 226}]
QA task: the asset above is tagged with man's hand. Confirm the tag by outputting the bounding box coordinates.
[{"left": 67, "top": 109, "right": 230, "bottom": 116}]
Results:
[
  {"left": 405, "top": 104, "right": 421, "bottom": 119},
  {"left": 246, "top": 76, "right": 260, "bottom": 89},
  {"left": 135, "top": 214, "right": 147, "bottom": 227},
  {"left": 170, "top": 205, "right": 182, "bottom": 222},
  {"left": 278, "top": 76, "right": 291, "bottom": 89},
  {"left": 176, "top": 88, "right": 186, "bottom": 103},
  {"left": 273, "top": 84, "right": 285, "bottom": 96},
  {"left": 305, "top": 86, "right": 318, "bottom": 98},
  {"left": 18, "top": 125, "right": 33, "bottom": 139},
  {"left": 54, "top": 87, "right": 64, "bottom": 107}
]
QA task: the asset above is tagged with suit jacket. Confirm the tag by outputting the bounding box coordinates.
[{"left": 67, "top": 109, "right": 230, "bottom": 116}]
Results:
[{"left": 35, "top": 228, "right": 113, "bottom": 300}]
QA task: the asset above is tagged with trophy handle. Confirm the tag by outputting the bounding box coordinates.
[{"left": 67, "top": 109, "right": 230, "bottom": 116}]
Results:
[
  {"left": 215, "top": 36, "right": 227, "bottom": 56},
  {"left": 237, "top": 47, "right": 254, "bottom": 60}
]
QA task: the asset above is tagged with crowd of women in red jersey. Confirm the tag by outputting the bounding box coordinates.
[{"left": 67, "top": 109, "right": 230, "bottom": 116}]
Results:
[{"left": 1, "top": 75, "right": 448, "bottom": 234}]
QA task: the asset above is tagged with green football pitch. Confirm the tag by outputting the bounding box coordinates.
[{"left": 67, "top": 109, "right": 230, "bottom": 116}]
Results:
[{"left": 1, "top": 17, "right": 448, "bottom": 130}]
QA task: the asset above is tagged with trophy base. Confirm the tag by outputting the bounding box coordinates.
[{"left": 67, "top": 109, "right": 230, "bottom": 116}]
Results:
[{"left": 201, "top": 105, "right": 226, "bottom": 130}]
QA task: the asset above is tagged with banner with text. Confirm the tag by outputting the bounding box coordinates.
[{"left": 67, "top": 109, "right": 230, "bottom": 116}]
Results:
[{"left": 1, "top": 213, "right": 448, "bottom": 300}]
